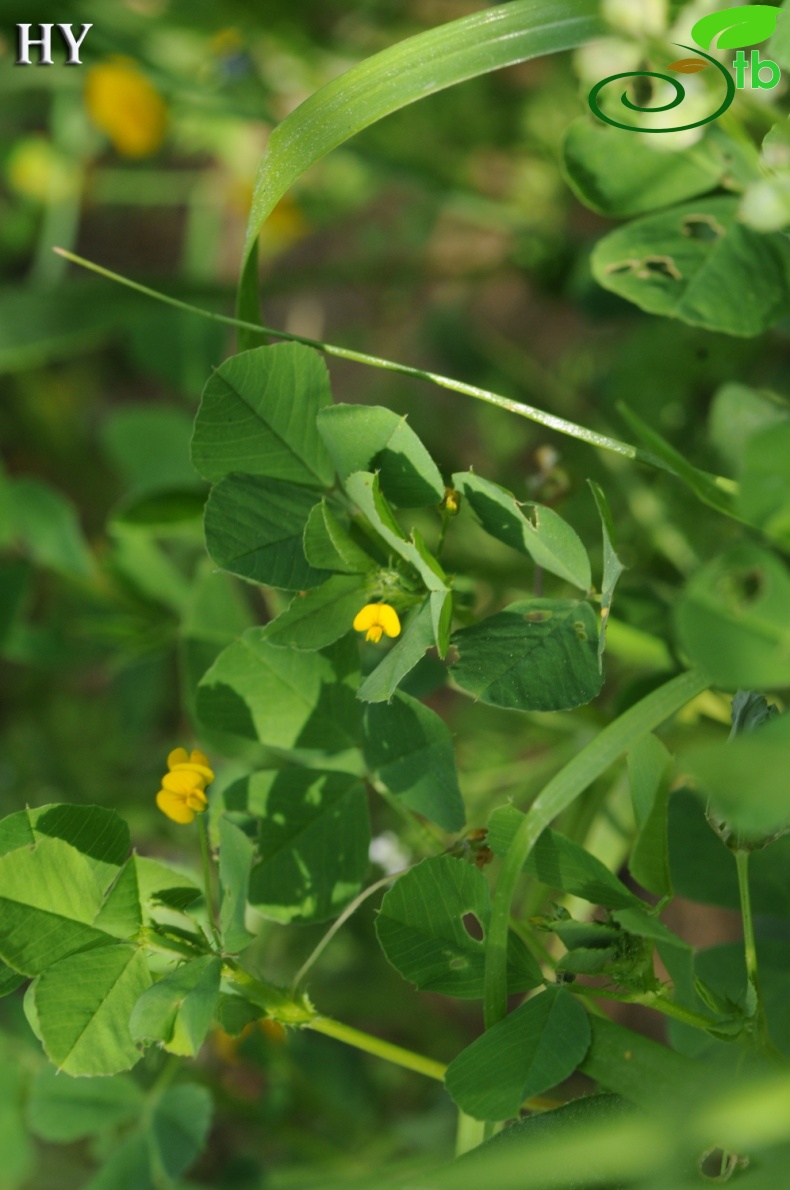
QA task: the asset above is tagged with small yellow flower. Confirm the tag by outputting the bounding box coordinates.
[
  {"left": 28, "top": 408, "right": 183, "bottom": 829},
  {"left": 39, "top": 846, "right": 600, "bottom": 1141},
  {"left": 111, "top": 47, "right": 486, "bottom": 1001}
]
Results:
[
  {"left": 84, "top": 58, "right": 167, "bottom": 158},
  {"left": 442, "top": 487, "right": 461, "bottom": 516},
  {"left": 156, "top": 748, "right": 214, "bottom": 824},
  {"left": 353, "top": 603, "right": 401, "bottom": 644}
]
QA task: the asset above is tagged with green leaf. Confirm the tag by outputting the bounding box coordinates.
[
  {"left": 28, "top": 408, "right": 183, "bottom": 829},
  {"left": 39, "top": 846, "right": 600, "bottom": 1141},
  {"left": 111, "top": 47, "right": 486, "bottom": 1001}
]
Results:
[
  {"left": 262, "top": 575, "right": 368, "bottom": 651},
  {"left": 219, "top": 816, "right": 255, "bottom": 954},
  {"left": 376, "top": 856, "right": 542, "bottom": 999},
  {"left": 0, "top": 803, "right": 130, "bottom": 869},
  {"left": 709, "top": 383, "right": 789, "bottom": 471},
  {"left": 246, "top": 769, "right": 370, "bottom": 924},
  {"left": 0, "top": 962, "right": 24, "bottom": 999},
  {"left": 588, "top": 481, "right": 625, "bottom": 662},
  {"left": 617, "top": 403, "right": 736, "bottom": 519},
  {"left": 738, "top": 422, "right": 790, "bottom": 546},
  {"left": 33, "top": 944, "right": 151, "bottom": 1075},
  {"left": 628, "top": 734, "right": 673, "bottom": 898},
  {"left": 692, "top": 5, "right": 780, "bottom": 50},
  {"left": 610, "top": 905, "right": 689, "bottom": 951},
  {"left": 204, "top": 474, "right": 330, "bottom": 589},
  {"left": 675, "top": 544, "right": 790, "bottom": 689},
  {"left": 345, "top": 471, "right": 449, "bottom": 594},
  {"left": 26, "top": 1066, "right": 144, "bottom": 1142},
  {"left": 580, "top": 1015, "right": 710, "bottom": 1109},
  {"left": 317, "top": 404, "right": 445, "bottom": 507},
  {"left": 451, "top": 599, "right": 602, "bottom": 712},
  {"left": 769, "top": 0, "right": 790, "bottom": 69},
  {"left": 303, "top": 499, "right": 377, "bottom": 574},
  {"left": 668, "top": 790, "right": 790, "bottom": 917},
  {"left": 592, "top": 197, "right": 790, "bottom": 337},
  {"left": 562, "top": 119, "right": 730, "bottom": 218},
  {"left": 488, "top": 807, "right": 641, "bottom": 910},
  {"left": 357, "top": 597, "right": 436, "bottom": 703},
  {"left": 453, "top": 472, "right": 591, "bottom": 591},
  {"left": 444, "top": 987, "right": 590, "bottom": 1120},
  {"left": 192, "top": 344, "right": 334, "bottom": 487},
  {"left": 0, "top": 836, "right": 116, "bottom": 976},
  {"left": 82, "top": 1084, "right": 212, "bottom": 1190},
  {"left": 197, "top": 630, "right": 362, "bottom": 752},
  {"left": 0, "top": 1043, "right": 33, "bottom": 1190},
  {"left": 130, "top": 955, "right": 222, "bottom": 1057},
  {"left": 362, "top": 692, "right": 465, "bottom": 832},
  {"left": 238, "top": 0, "right": 604, "bottom": 335},
  {"left": 9, "top": 478, "right": 93, "bottom": 580},
  {"left": 101, "top": 405, "right": 198, "bottom": 496},
  {"left": 682, "top": 711, "right": 790, "bottom": 838}
]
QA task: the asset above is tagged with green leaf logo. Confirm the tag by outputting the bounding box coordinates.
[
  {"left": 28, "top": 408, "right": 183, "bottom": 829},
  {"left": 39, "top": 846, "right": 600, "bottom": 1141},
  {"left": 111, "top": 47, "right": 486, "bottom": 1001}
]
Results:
[{"left": 692, "top": 4, "right": 781, "bottom": 50}]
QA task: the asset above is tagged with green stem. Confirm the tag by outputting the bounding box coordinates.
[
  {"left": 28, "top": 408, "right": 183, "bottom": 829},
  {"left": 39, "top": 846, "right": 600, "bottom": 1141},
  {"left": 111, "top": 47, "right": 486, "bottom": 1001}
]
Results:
[
  {"left": 290, "top": 869, "right": 407, "bottom": 993},
  {"left": 735, "top": 848, "right": 770, "bottom": 1050},
  {"left": 197, "top": 815, "right": 221, "bottom": 948},
  {"left": 574, "top": 985, "right": 716, "bottom": 1032},
  {"left": 307, "top": 1016, "right": 447, "bottom": 1082},
  {"left": 456, "top": 1111, "right": 487, "bottom": 1157},
  {"left": 483, "top": 669, "right": 709, "bottom": 1030},
  {"left": 53, "top": 247, "right": 726, "bottom": 485}
]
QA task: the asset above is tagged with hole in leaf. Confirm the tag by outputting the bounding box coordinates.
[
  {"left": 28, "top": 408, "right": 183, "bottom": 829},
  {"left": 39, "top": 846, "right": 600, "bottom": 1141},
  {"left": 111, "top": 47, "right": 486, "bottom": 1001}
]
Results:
[
  {"left": 682, "top": 214, "right": 725, "bottom": 241},
  {"left": 735, "top": 567, "right": 764, "bottom": 604},
  {"left": 462, "top": 912, "right": 484, "bottom": 942},
  {"left": 449, "top": 956, "right": 470, "bottom": 970},
  {"left": 638, "top": 256, "right": 683, "bottom": 281}
]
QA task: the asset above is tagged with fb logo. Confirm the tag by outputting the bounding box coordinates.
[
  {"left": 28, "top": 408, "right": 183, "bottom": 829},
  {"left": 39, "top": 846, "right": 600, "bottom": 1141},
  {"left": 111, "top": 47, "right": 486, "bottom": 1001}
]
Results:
[{"left": 589, "top": 4, "right": 782, "bottom": 133}]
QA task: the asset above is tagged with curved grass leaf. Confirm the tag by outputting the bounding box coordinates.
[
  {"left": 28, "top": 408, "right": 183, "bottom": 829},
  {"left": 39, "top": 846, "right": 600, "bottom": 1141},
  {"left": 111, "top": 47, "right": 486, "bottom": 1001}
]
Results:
[
  {"left": 238, "top": 0, "right": 604, "bottom": 334},
  {"left": 376, "top": 856, "right": 542, "bottom": 999},
  {"left": 628, "top": 734, "right": 673, "bottom": 898}
]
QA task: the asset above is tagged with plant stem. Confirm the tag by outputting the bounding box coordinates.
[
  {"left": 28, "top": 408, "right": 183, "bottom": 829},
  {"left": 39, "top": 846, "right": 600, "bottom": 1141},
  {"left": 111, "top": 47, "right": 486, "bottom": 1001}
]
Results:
[
  {"left": 483, "top": 669, "right": 709, "bottom": 1030},
  {"left": 197, "top": 815, "right": 221, "bottom": 949},
  {"left": 573, "top": 985, "right": 716, "bottom": 1032},
  {"left": 290, "top": 869, "right": 407, "bottom": 992},
  {"left": 735, "top": 848, "right": 770, "bottom": 1050},
  {"left": 307, "top": 1016, "right": 447, "bottom": 1082},
  {"left": 455, "top": 1111, "right": 487, "bottom": 1157},
  {"left": 53, "top": 247, "right": 733, "bottom": 488}
]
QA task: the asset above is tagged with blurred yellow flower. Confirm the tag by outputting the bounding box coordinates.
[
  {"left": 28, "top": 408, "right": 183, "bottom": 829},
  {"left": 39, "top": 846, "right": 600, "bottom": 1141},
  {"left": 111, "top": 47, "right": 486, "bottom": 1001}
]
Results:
[
  {"left": 156, "top": 747, "right": 214, "bottom": 824},
  {"left": 85, "top": 58, "right": 167, "bottom": 158},
  {"left": 6, "top": 138, "right": 79, "bottom": 203},
  {"left": 353, "top": 603, "right": 401, "bottom": 644}
]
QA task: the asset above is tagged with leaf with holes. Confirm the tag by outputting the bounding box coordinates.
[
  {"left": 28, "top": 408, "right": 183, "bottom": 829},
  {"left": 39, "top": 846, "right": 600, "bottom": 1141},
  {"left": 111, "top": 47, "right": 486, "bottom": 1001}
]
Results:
[
  {"left": 445, "top": 987, "right": 591, "bottom": 1119},
  {"left": 376, "top": 856, "right": 542, "bottom": 999},
  {"left": 453, "top": 472, "right": 590, "bottom": 591},
  {"left": 592, "top": 197, "right": 790, "bottom": 337},
  {"left": 675, "top": 544, "right": 790, "bottom": 689},
  {"left": 451, "top": 599, "right": 602, "bottom": 712}
]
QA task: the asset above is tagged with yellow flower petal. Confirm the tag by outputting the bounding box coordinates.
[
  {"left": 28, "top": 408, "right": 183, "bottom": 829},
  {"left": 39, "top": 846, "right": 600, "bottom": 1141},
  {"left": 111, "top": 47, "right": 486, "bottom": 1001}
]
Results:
[
  {"left": 156, "top": 789, "right": 196, "bottom": 824},
  {"left": 162, "top": 770, "right": 207, "bottom": 795},
  {"left": 185, "top": 788, "right": 208, "bottom": 812},
  {"left": 84, "top": 58, "right": 167, "bottom": 159},
  {"left": 190, "top": 750, "right": 210, "bottom": 767},
  {"left": 353, "top": 603, "right": 401, "bottom": 642},
  {"left": 170, "top": 761, "right": 215, "bottom": 783},
  {"left": 167, "top": 747, "right": 189, "bottom": 769}
]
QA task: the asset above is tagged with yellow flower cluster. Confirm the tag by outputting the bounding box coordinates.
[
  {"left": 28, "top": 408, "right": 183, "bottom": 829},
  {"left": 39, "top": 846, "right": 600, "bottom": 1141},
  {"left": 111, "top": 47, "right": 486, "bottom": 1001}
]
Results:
[
  {"left": 353, "top": 603, "right": 401, "bottom": 644},
  {"left": 156, "top": 748, "right": 214, "bottom": 824},
  {"left": 84, "top": 58, "right": 167, "bottom": 158}
]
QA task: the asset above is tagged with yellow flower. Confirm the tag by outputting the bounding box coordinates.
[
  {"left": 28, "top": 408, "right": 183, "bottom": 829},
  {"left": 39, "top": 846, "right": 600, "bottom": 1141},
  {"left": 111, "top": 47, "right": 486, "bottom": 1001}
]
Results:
[
  {"left": 353, "top": 603, "right": 401, "bottom": 644},
  {"left": 84, "top": 58, "right": 167, "bottom": 158},
  {"left": 156, "top": 748, "right": 214, "bottom": 824}
]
